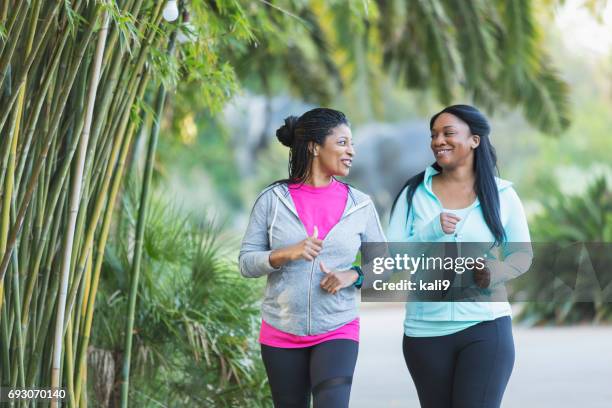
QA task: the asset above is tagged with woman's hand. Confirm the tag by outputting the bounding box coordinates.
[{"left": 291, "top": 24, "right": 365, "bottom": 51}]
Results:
[
  {"left": 291, "top": 226, "right": 324, "bottom": 261},
  {"left": 473, "top": 261, "right": 491, "bottom": 288},
  {"left": 440, "top": 212, "right": 462, "bottom": 234},
  {"left": 319, "top": 262, "right": 358, "bottom": 294},
  {"left": 269, "top": 226, "right": 323, "bottom": 268}
]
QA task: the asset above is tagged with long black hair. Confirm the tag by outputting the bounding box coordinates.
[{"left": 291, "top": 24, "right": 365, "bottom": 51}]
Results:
[
  {"left": 275, "top": 107, "right": 350, "bottom": 185},
  {"left": 390, "top": 104, "right": 506, "bottom": 245}
]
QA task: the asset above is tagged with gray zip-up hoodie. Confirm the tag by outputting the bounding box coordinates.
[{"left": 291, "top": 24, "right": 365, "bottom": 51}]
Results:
[{"left": 239, "top": 182, "right": 386, "bottom": 336}]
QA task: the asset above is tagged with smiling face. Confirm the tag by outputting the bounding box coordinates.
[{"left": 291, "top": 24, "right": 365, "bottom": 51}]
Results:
[
  {"left": 312, "top": 124, "right": 355, "bottom": 177},
  {"left": 430, "top": 113, "right": 480, "bottom": 170}
]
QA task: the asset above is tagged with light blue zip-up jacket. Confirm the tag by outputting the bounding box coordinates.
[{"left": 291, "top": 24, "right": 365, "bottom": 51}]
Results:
[
  {"left": 388, "top": 165, "right": 533, "bottom": 323},
  {"left": 239, "top": 182, "right": 386, "bottom": 336}
]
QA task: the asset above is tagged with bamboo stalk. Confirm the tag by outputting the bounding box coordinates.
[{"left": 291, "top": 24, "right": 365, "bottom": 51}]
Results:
[
  {"left": 26, "top": 182, "right": 66, "bottom": 387},
  {"left": 74, "top": 69, "right": 150, "bottom": 399},
  {"left": 1, "top": 297, "right": 9, "bottom": 381},
  {"left": 64, "top": 54, "right": 92, "bottom": 360},
  {"left": 120, "top": 30, "right": 177, "bottom": 406},
  {"left": 65, "top": 319, "right": 76, "bottom": 407},
  {"left": 9, "top": 239, "right": 24, "bottom": 390},
  {"left": 77, "top": 244, "right": 93, "bottom": 342},
  {"left": 50, "top": 9, "right": 109, "bottom": 408},
  {"left": 0, "top": 1, "right": 40, "bottom": 336},
  {"left": 0, "top": 120, "right": 17, "bottom": 317},
  {"left": 0, "top": 131, "right": 11, "bottom": 210}
]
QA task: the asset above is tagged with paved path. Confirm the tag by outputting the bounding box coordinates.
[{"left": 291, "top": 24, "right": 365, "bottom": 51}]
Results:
[{"left": 351, "top": 304, "right": 612, "bottom": 408}]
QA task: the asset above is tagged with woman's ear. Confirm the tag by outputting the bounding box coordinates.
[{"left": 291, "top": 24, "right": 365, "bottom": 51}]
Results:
[
  {"left": 309, "top": 141, "right": 319, "bottom": 156},
  {"left": 471, "top": 134, "right": 481, "bottom": 149}
]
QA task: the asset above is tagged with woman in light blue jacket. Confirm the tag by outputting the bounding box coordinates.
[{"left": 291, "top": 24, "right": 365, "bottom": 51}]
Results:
[{"left": 388, "top": 105, "right": 532, "bottom": 408}]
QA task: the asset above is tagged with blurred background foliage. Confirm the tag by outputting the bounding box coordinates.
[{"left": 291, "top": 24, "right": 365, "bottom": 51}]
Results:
[
  {"left": 515, "top": 176, "right": 612, "bottom": 325},
  {"left": 155, "top": 0, "right": 612, "bottom": 329},
  {"left": 157, "top": 1, "right": 612, "bottom": 321}
]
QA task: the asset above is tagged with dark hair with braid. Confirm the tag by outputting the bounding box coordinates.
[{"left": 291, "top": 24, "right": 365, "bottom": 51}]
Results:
[
  {"left": 274, "top": 107, "right": 350, "bottom": 185},
  {"left": 390, "top": 104, "right": 506, "bottom": 245}
]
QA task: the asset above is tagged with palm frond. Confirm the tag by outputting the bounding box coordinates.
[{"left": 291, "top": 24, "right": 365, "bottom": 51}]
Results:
[{"left": 522, "top": 60, "right": 571, "bottom": 134}]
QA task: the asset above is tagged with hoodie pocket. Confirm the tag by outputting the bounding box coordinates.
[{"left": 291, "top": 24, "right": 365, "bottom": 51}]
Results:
[
  {"left": 264, "top": 269, "right": 286, "bottom": 300},
  {"left": 264, "top": 262, "right": 311, "bottom": 317},
  {"left": 339, "top": 285, "right": 357, "bottom": 307}
]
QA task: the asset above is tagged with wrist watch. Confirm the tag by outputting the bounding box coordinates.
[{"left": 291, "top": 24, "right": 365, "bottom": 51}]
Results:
[{"left": 350, "top": 265, "right": 363, "bottom": 289}]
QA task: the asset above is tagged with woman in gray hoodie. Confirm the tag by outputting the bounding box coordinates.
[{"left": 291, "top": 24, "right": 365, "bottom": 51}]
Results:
[{"left": 239, "top": 108, "right": 386, "bottom": 408}]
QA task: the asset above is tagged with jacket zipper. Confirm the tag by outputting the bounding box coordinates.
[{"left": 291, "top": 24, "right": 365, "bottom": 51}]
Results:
[
  {"left": 423, "top": 169, "right": 503, "bottom": 320},
  {"left": 425, "top": 177, "right": 464, "bottom": 321},
  {"left": 307, "top": 260, "right": 315, "bottom": 334},
  {"left": 307, "top": 201, "right": 369, "bottom": 334},
  {"left": 273, "top": 191, "right": 314, "bottom": 334}
]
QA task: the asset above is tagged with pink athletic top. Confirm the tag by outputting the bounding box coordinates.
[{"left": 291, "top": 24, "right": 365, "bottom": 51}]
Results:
[{"left": 259, "top": 178, "right": 360, "bottom": 348}]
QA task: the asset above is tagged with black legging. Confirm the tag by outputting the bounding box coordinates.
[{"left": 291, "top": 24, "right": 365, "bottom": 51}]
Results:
[
  {"left": 260, "top": 339, "right": 359, "bottom": 408},
  {"left": 403, "top": 316, "right": 515, "bottom": 408}
]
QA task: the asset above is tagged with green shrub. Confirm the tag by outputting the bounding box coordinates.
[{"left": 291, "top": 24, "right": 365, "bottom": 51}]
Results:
[
  {"left": 90, "top": 190, "right": 270, "bottom": 407},
  {"left": 515, "top": 176, "right": 612, "bottom": 325}
]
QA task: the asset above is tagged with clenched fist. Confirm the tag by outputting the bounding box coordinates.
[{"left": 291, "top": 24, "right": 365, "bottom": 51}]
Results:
[
  {"left": 319, "top": 262, "right": 358, "bottom": 294},
  {"left": 473, "top": 261, "right": 491, "bottom": 289},
  {"left": 440, "top": 212, "right": 462, "bottom": 234},
  {"left": 269, "top": 226, "right": 324, "bottom": 268}
]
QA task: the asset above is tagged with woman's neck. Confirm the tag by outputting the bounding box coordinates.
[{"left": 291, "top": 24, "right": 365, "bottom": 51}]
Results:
[
  {"left": 303, "top": 170, "right": 333, "bottom": 187},
  {"left": 438, "top": 164, "right": 475, "bottom": 185}
]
